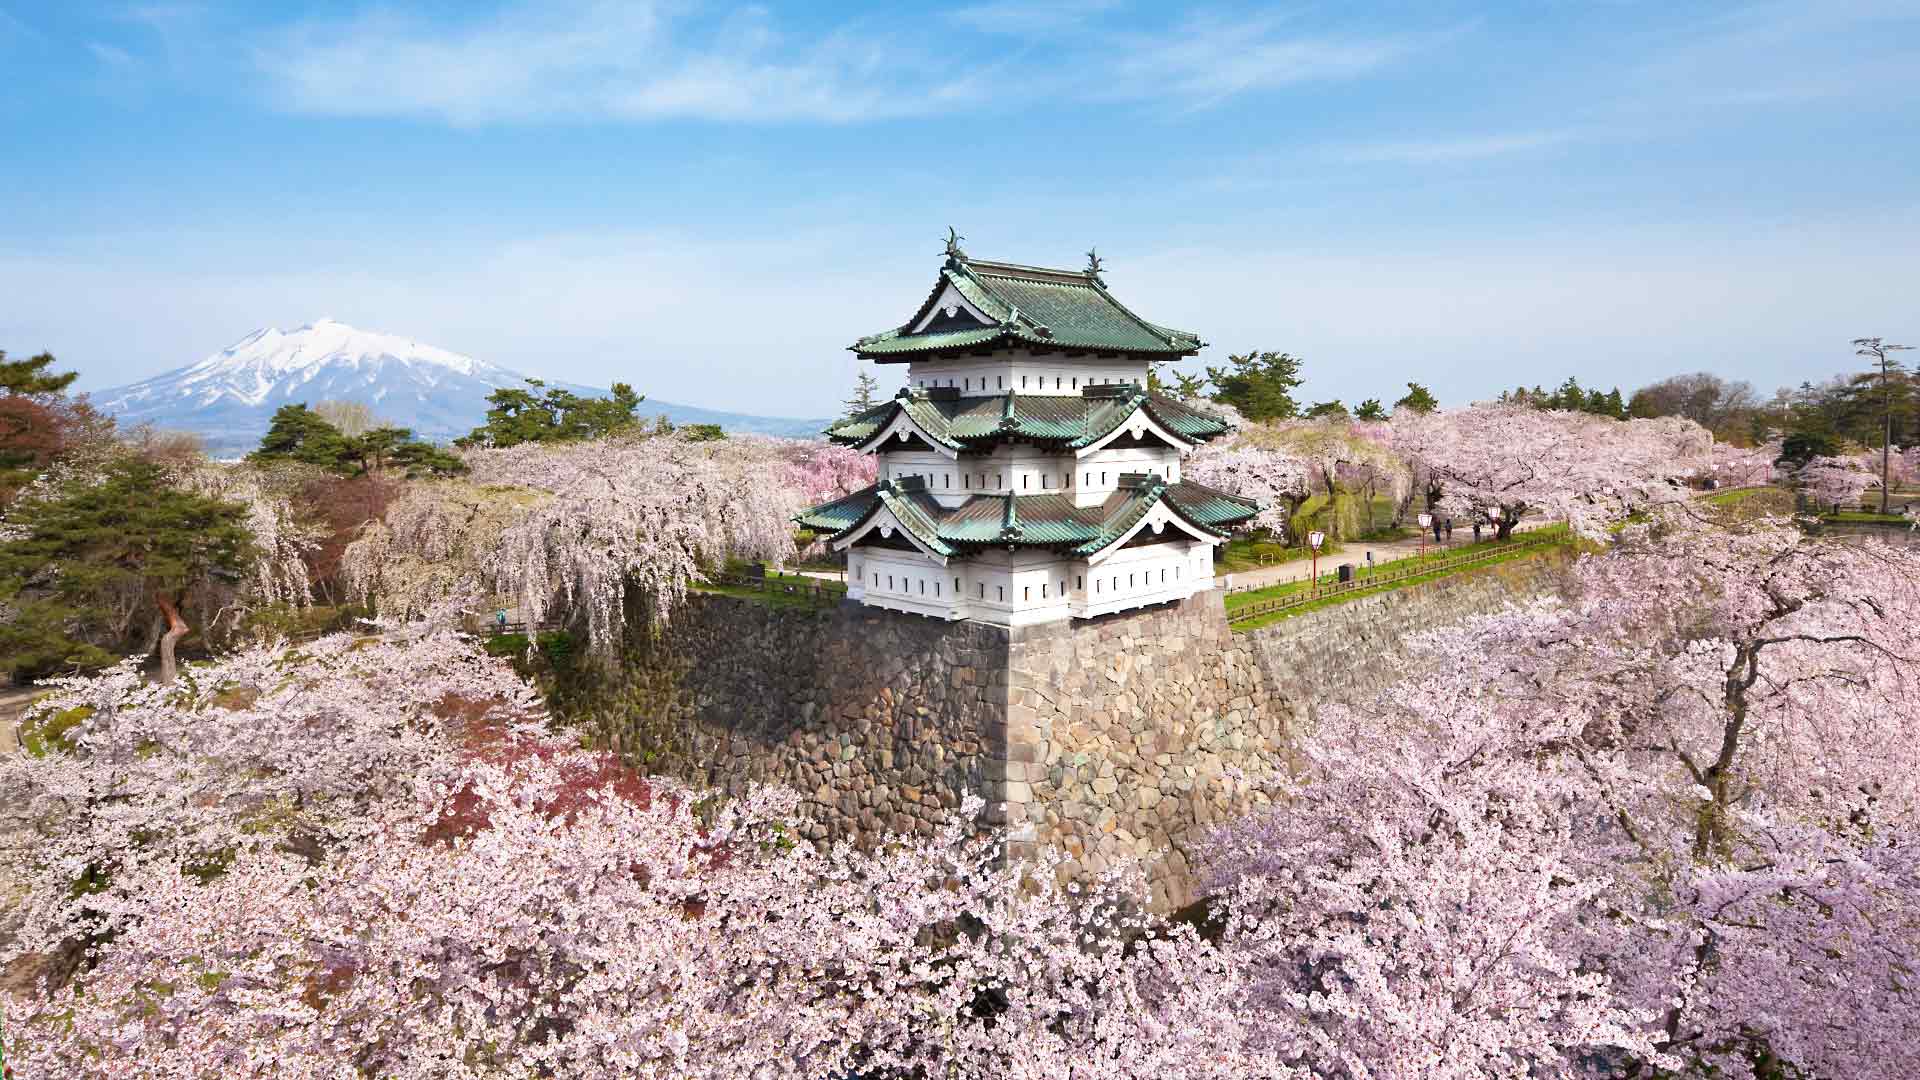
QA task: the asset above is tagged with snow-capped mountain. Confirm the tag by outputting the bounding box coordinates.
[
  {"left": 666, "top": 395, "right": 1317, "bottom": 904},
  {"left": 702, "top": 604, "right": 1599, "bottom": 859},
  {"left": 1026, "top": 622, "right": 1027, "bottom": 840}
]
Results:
[{"left": 93, "top": 319, "right": 827, "bottom": 453}]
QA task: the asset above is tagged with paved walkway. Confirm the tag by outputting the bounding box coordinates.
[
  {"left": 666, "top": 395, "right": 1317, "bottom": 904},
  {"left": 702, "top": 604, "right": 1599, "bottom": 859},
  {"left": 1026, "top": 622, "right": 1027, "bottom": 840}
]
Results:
[{"left": 1221, "top": 519, "right": 1548, "bottom": 593}]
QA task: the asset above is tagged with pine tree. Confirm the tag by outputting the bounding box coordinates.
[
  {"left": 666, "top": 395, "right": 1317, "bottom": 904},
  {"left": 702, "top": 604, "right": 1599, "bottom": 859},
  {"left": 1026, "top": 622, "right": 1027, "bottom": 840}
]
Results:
[
  {"left": 1393, "top": 382, "right": 1439, "bottom": 414},
  {"left": 844, "top": 372, "right": 882, "bottom": 418},
  {"left": 1354, "top": 398, "right": 1388, "bottom": 421},
  {"left": 0, "top": 457, "right": 255, "bottom": 682},
  {"left": 1204, "top": 350, "right": 1304, "bottom": 422},
  {"left": 0, "top": 349, "right": 78, "bottom": 396}
]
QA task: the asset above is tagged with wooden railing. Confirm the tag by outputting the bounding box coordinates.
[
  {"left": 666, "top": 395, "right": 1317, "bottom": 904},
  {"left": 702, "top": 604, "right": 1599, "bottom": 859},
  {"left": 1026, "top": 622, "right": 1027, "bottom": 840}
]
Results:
[{"left": 1225, "top": 534, "right": 1564, "bottom": 628}]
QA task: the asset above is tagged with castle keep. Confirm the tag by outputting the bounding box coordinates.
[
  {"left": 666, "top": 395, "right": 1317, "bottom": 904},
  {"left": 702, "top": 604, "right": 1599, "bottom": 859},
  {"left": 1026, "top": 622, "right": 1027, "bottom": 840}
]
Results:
[{"left": 797, "top": 235, "right": 1258, "bottom": 627}]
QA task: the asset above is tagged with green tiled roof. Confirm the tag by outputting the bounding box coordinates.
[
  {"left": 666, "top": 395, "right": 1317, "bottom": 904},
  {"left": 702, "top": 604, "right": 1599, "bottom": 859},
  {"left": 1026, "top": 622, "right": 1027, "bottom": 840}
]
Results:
[
  {"left": 852, "top": 256, "right": 1204, "bottom": 359},
  {"left": 795, "top": 475, "right": 1259, "bottom": 558},
  {"left": 822, "top": 387, "right": 1233, "bottom": 450}
]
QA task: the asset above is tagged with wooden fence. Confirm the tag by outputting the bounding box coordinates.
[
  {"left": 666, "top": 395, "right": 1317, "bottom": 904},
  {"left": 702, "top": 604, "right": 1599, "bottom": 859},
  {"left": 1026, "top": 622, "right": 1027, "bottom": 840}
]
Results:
[{"left": 1225, "top": 534, "right": 1564, "bottom": 628}]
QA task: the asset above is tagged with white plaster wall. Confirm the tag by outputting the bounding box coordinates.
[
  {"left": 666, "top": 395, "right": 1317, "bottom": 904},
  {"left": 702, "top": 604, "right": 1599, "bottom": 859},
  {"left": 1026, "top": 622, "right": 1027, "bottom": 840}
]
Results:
[
  {"left": 907, "top": 350, "right": 1150, "bottom": 397},
  {"left": 876, "top": 444, "right": 1184, "bottom": 508},
  {"left": 1074, "top": 538, "right": 1216, "bottom": 618}
]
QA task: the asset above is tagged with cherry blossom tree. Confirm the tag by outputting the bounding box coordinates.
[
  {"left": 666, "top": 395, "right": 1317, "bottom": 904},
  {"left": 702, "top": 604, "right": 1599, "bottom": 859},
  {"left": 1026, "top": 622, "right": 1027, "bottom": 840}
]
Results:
[
  {"left": 1, "top": 629, "right": 1266, "bottom": 1079},
  {"left": 1391, "top": 404, "right": 1702, "bottom": 539},
  {"left": 1207, "top": 509, "right": 1920, "bottom": 1079},
  {"left": 1185, "top": 444, "right": 1310, "bottom": 537},
  {"left": 1709, "top": 440, "right": 1781, "bottom": 488},
  {"left": 1795, "top": 453, "right": 1875, "bottom": 511},
  {"left": 775, "top": 439, "right": 876, "bottom": 504},
  {"left": 344, "top": 433, "right": 804, "bottom": 657}
]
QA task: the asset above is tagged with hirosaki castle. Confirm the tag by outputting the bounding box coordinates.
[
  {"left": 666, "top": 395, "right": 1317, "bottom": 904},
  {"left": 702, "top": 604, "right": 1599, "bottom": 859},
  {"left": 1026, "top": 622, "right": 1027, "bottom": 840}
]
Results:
[{"left": 798, "top": 234, "right": 1258, "bottom": 627}]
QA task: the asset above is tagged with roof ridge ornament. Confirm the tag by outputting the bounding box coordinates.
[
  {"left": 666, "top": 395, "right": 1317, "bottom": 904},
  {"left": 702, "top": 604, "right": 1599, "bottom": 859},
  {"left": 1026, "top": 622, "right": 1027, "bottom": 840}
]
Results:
[
  {"left": 943, "top": 226, "right": 967, "bottom": 263},
  {"left": 1085, "top": 247, "right": 1105, "bottom": 284}
]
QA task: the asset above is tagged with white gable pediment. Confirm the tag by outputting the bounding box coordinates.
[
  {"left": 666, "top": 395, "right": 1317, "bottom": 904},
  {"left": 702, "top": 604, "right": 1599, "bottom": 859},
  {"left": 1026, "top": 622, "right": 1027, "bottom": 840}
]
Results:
[
  {"left": 834, "top": 503, "right": 950, "bottom": 564},
  {"left": 857, "top": 406, "right": 961, "bottom": 459},
  {"left": 1076, "top": 403, "right": 1198, "bottom": 458},
  {"left": 1086, "top": 499, "right": 1221, "bottom": 566}
]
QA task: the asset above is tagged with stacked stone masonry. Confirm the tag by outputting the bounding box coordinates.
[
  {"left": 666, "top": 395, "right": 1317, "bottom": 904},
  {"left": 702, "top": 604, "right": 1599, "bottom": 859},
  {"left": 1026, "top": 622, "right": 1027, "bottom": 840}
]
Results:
[{"left": 589, "top": 551, "right": 1572, "bottom": 910}]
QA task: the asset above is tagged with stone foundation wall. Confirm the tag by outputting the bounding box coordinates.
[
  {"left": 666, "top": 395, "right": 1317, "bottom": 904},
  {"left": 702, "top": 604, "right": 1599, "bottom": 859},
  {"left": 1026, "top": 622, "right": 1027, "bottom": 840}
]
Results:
[
  {"left": 582, "top": 550, "right": 1573, "bottom": 908},
  {"left": 580, "top": 602, "right": 1011, "bottom": 844}
]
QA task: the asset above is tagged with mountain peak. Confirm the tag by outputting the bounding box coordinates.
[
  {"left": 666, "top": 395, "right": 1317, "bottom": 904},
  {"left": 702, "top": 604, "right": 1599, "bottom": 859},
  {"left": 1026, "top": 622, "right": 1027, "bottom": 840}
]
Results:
[{"left": 91, "top": 321, "right": 830, "bottom": 455}]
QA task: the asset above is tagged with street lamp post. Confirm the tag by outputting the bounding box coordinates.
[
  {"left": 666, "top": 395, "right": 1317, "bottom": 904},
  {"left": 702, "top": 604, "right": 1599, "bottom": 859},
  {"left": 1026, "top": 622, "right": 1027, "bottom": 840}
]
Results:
[
  {"left": 1416, "top": 513, "right": 1432, "bottom": 558},
  {"left": 1309, "top": 530, "right": 1325, "bottom": 596}
]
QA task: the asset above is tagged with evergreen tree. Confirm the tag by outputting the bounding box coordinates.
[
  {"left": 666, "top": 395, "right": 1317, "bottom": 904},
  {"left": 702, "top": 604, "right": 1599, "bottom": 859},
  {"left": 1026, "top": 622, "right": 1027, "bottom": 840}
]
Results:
[
  {"left": 844, "top": 372, "right": 882, "bottom": 417},
  {"left": 0, "top": 457, "right": 255, "bottom": 682},
  {"left": 252, "top": 404, "right": 355, "bottom": 470},
  {"left": 1392, "top": 382, "right": 1439, "bottom": 414},
  {"left": 1305, "top": 400, "right": 1350, "bottom": 419},
  {"left": 252, "top": 405, "right": 464, "bottom": 478},
  {"left": 0, "top": 349, "right": 78, "bottom": 395},
  {"left": 1354, "top": 398, "right": 1388, "bottom": 421},
  {"left": 457, "top": 379, "right": 646, "bottom": 448},
  {"left": 1204, "top": 350, "right": 1303, "bottom": 422}
]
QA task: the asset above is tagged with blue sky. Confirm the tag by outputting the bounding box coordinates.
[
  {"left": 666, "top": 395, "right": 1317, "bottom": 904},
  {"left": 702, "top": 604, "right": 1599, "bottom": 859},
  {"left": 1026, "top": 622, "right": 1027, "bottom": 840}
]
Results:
[{"left": 3, "top": 1, "right": 1917, "bottom": 418}]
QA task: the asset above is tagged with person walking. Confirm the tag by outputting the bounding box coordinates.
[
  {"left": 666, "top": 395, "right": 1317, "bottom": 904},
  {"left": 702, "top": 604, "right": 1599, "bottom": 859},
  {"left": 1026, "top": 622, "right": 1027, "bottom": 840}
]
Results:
[{"left": 1443, "top": 517, "right": 1454, "bottom": 542}]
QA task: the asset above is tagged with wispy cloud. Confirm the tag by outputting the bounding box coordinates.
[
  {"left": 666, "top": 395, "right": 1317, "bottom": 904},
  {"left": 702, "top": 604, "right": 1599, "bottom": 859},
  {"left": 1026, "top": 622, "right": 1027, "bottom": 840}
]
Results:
[
  {"left": 261, "top": 1, "right": 983, "bottom": 125},
  {"left": 947, "top": 0, "right": 1120, "bottom": 35},
  {"left": 87, "top": 41, "right": 135, "bottom": 67},
  {"left": 1103, "top": 13, "right": 1429, "bottom": 110},
  {"left": 254, "top": 1, "right": 1429, "bottom": 125},
  {"left": 1324, "top": 130, "right": 1578, "bottom": 165}
]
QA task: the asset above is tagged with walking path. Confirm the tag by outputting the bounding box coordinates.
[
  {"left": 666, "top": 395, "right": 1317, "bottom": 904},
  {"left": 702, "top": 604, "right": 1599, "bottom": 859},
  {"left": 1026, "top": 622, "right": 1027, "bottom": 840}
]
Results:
[{"left": 1221, "top": 519, "right": 1549, "bottom": 593}]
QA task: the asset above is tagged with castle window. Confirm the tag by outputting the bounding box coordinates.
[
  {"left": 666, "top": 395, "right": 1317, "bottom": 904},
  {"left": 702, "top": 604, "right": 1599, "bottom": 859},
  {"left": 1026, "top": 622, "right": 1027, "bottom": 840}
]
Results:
[
  {"left": 1022, "top": 375, "right": 1028, "bottom": 388},
  {"left": 1059, "top": 579, "right": 1066, "bottom": 594},
  {"left": 1072, "top": 377, "right": 1078, "bottom": 388},
  {"left": 888, "top": 575, "right": 894, "bottom": 590},
  {"left": 935, "top": 581, "right": 940, "bottom": 597},
  {"left": 964, "top": 474, "right": 970, "bottom": 489},
  {"left": 978, "top": 583, "right": 985, "bottom": 599},
  {"left": 1055, "top": 377, "right": 1062, "bottom": 388},
  {"left": 1025, "top": 587, "right": 1032, "bottom": 601},
  {"left": 1096, "top": 579, "right": 1102, "bottom": 593},
  {"left": 1022, "top": 475, "right": 1029, "bottom": 490},
  {"left": 944, "top": 474, "right": 950, "bottom": 488},
  {"left": 1161, "top": 569, "right": 1166, "bottom": 583},
  {"left": 1041, "top": 584, "right": 1048, "bottom": 598},
  {"left": 954, "top": 577, "right": 961, "bottom": 592},
  {"left": 1076, "top": 575, "right": 1083, "bottom": 590},
  {"left": 1176, "top": 566, "right": 1181, "bottom": 579},
  {"left": 1101, "top": 472, "right": 1107, "bottom": 484},
  {"left": 919, "top": 580, "right": 925, "bottom": 595},
  {"left": 995, "top": 473, "right": 1002, "bottom": 487},
  {"left": 997, "top": 375, "right": 1003, "bottom": 389},
  {"left": 1129, "top": 573, "right": 1136, "bottom": 588},
  {"left": 1084, "top": 471, "right": 1091, "bottom": 486},
  {"left": 997, "top": 586, "right": 1005, "bottom": 601},
  {"left": 873, "top": 573, "right": 878, "bottom": 586}
]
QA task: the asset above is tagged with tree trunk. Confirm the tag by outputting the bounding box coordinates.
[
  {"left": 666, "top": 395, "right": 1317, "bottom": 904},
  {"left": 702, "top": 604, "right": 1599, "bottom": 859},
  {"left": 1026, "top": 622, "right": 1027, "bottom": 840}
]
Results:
[
  {"left": 1495, "top": 518, "right": 1516, "bottom": 541},
  {"left": 154, "top": 593, "right": 189, "bottom": 684}
]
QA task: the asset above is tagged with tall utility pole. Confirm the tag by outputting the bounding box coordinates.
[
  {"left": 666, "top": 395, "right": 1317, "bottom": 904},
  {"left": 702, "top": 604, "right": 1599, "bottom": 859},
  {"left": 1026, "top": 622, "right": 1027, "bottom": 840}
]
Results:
[{"left": 1853, "top": 338, "right": 1914, "bottom": 515}]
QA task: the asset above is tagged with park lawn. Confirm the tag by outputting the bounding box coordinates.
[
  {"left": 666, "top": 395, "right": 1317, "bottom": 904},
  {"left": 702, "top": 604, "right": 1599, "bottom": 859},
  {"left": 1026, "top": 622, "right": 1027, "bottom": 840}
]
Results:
[
  {"left": 1227, "top": 542, "right": 1564, "bottom": 631},
  {"left": 1705, "top": 487, "right": 1770, "bottom": 506},
  {"left": 697, "top": 566, "right": 847, "bottom": 611},
  {"left": 1223, "top": 523, "right": 1574, "bottom": 616},
  {"left": 1215, "top": 535, "right": 1325, "bottom": 574}
]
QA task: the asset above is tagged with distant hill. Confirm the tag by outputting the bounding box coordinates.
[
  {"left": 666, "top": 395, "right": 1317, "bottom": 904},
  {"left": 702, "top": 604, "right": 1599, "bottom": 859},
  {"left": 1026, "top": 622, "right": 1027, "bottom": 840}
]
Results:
[{"left": 91, "top": 318, "right": 831, "bottom": 455}]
